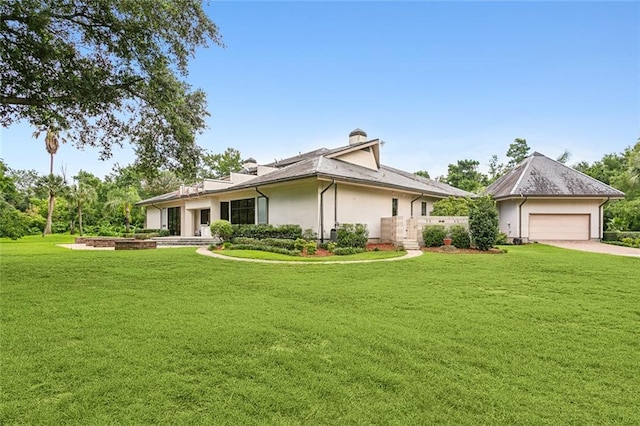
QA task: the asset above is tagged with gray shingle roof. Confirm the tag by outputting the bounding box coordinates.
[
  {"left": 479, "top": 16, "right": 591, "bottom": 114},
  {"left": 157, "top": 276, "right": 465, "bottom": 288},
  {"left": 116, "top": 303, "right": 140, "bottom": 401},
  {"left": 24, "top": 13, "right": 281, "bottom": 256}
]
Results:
[
  {"left": 138, "top": 140, "right": 472, "bottom": 206},
  {"left": 206, "top": 156, "right": 472, "bottom": 198},
  {"left": 485, "top": 152, "right": 624, "bottom": 199}
]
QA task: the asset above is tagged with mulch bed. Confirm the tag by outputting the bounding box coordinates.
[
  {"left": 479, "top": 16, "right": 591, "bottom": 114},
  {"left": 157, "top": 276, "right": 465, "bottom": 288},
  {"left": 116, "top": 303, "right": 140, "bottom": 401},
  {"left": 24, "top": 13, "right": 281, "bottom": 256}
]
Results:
[{"left": 300, "top": 243, "right": 398, "bottom": 258}]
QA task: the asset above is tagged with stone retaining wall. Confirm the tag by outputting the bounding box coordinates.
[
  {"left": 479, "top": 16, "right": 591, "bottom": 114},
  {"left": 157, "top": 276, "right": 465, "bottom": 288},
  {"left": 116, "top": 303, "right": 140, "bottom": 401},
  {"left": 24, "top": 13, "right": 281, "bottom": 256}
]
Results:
[{"left": 114, "top": 240, "right": 157, "bottom": 250}]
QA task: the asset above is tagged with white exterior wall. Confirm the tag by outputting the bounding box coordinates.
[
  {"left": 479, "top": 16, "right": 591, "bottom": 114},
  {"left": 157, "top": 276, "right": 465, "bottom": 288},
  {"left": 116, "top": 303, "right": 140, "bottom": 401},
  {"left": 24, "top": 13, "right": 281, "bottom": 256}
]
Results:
[
  {"left": 497, "top": 198, "right": 605, "bottom": 241},
  {"left": 145, "top": 207, "right": 162, "bottom": 229},
  {"left": 265, "top": 180, "right": 318, "bottom": 231},
  {"left": 331, "top": 184, "right": 419, "bottom": 240},
  {"left": 497, "top": 200, "right": 520, "bottom": 239}
]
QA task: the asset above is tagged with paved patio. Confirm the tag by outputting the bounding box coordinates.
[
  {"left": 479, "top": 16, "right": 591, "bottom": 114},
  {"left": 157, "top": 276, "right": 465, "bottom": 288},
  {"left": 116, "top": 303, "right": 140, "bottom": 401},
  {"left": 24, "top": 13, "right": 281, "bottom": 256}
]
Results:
[{"left": 541, "top": 241, "right": 640, "bottom": 258}]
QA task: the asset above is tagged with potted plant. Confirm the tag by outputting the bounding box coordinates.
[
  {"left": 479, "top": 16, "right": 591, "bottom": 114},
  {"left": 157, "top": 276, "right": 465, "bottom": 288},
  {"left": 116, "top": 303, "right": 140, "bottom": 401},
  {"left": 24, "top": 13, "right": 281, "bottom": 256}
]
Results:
[{"left": 443, "top": 233, "right": 453, "bottom": 246}]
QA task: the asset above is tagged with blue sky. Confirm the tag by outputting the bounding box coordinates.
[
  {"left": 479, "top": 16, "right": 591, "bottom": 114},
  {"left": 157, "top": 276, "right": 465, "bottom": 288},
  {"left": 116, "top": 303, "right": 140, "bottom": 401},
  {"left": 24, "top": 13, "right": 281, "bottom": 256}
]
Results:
[{"left": 1, "top": 1, "right": 638, "bottom": 180}]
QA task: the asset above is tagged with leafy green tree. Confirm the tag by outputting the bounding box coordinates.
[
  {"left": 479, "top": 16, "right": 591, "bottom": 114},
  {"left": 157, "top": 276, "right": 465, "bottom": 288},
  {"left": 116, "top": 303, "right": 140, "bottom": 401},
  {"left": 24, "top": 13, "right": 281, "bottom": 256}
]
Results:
[
  {"left": 487, "top": 154, "right": 506, "bottom": 183},
  {"left": 142, "top": 170, "right": 182, "bottom": 198},
  {"left": 414, "top": 170, "right": 430, "bottom": 179},
  {"left": 69, "top": 178, "right": 97, "bottom": 236},
  {"left": 1, "top": 0, "right": 222, "bottom": 177},
  {"left": 0, "top": 198, "right": 29, "bottom": 239},
  {"left": 469, "top": 196, "right": 498, "bottom": 251},
  {"left": 198, "top": 148, "right": 243, "bottom": 179},
  {"left": 431, "top": 197, "right": 471, "bottom": 216},
  {"left": 105, "top": 187, "right": 141, "bottom": 232},
  {"left": 443, "top": 159, "right": 487, "bottom": 192},
  {"left": 506, "top": 138, "right": 530, "bottom": 167}
]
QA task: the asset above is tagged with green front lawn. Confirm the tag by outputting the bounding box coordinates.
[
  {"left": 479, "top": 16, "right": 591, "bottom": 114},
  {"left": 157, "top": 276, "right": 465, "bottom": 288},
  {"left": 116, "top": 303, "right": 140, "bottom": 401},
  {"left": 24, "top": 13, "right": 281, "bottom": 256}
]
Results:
[{"left": 1, "top": 236, "right": 638, "bottom": 424}]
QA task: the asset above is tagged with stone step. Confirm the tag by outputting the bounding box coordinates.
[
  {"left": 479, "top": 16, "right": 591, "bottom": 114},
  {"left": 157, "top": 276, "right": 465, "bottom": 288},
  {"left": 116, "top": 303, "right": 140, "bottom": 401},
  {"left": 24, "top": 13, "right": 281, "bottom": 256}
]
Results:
[
  {"left": 401, "top": 239, "right": 421, "bottom": 250},
  {"left": 151, "top": 237, "right": 217, "bottom": 246}
]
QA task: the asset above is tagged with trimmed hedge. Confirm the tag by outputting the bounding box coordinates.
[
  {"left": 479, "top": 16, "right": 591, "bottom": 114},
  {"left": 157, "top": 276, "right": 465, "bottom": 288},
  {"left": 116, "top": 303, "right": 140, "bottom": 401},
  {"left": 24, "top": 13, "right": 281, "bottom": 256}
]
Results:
[
  {"left": 603, "top": 231, "right": 640, "bottom": 241},
  {"left": 333, "top": 247, "right": 365, "bottom": 255},
  {"left": 229, "top": 244, "right": 301, "bottom": 256},
  {"left": 231, "top": 224, "right": 302, "bottom": 240}
]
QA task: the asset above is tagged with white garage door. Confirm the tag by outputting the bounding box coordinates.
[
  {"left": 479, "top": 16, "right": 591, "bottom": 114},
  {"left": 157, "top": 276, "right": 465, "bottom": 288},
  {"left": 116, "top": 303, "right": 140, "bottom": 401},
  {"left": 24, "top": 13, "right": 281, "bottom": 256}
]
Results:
[{"left": 529, "top": 214, "right": 590, "bottom": 240}]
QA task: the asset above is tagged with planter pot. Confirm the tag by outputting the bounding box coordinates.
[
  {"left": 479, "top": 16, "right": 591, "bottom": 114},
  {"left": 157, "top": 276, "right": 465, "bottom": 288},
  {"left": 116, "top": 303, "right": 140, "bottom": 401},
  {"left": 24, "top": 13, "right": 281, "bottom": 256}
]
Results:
[{"left": 443, "top": 237, "right": 452, "bottom": 246}]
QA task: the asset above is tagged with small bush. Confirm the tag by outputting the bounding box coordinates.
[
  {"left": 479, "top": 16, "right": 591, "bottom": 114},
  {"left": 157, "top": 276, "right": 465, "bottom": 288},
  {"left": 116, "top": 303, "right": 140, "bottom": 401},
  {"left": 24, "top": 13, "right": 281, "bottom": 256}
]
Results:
[
  {"left": 158, "top": 229, "right": 171, "bottom": 237},
  {"left": 494, "top": 232, "right": 508, "bottom": 245},
  {"left": 305, "top": 242, "right": 317, "bottom": 255},
  {"left": 294, "top": 238, "right": 307, "bottom": 251},
  {"left": 211, "top": 220, "right": 233, "bottom": 242},
  {"left": 449, "top": 225, "right": 471, "bottom": 249},
  {"left": 422, "top": 225, "right": 447, "bottom": 247},
  {"left": 302, "top": 228, "right": 317, "bottom": 241},
  {"left": 333, "top": 247, "right": 365, "bottom": 255},
  {"left": 336, "top": 223, "right": 368, "bottom": 248}
]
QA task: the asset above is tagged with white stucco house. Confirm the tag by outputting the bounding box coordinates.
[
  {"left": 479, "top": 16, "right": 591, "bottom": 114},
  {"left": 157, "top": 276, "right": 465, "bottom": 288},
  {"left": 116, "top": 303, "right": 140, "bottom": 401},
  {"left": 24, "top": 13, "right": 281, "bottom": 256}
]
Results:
[
  {"left": 137, "top": 129, "right": 471, "bottom": 242},
  {"left": 484, "top": 152, "right": 624, "bottom": 242},
  {"left": 138, "top": 130, "right": 625, "bottom": 244}
]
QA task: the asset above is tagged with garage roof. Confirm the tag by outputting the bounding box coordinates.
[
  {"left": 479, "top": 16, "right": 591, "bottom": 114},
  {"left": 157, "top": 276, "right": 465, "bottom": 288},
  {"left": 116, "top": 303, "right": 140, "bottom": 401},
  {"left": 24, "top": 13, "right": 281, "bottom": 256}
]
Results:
[{"left": 485, "top": 152, "right": 625, "bottom": 199}]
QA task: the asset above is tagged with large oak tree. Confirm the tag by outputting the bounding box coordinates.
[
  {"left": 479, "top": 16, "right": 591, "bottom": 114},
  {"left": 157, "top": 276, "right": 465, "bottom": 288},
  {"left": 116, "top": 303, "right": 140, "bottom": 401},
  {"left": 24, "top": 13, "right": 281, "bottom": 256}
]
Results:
[{"left": 1, "top": 0, "right": 222, "bottom": 177}]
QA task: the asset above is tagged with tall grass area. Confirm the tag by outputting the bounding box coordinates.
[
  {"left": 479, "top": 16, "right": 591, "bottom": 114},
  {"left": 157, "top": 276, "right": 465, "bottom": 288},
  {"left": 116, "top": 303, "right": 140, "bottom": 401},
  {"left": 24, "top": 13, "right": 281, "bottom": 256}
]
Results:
[{"left": 1, "top": 236, "right": 638, "bottom": 424}]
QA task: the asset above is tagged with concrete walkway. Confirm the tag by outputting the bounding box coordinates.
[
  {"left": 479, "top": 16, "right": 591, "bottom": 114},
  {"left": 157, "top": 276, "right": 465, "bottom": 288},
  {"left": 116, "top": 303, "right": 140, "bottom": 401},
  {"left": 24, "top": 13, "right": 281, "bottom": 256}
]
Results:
[
  {"left": 196, "top": 247, "right": 423, "bottom": 264},
  {"left": 541, "top": 241, "right": 640, "bottom": 258}
]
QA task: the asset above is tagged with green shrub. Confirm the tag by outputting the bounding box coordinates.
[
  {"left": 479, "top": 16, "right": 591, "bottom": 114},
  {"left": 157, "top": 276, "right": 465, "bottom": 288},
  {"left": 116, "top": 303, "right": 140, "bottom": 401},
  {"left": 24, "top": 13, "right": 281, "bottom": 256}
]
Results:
[
  {"left": 449, "top": 225, "right": 471, "bottom": 249},
  {"left": 469, "top": 196, "right": 499, "bottom": 251},
  {"left": 211, "top": 220, "right": 233, "bottom": 242},
  {"left": 336, "top": 223, "right": 368, "bottom": 248},
  {"left": 294, "top": 238, "right": 307, "bottom": 251},
  {"left": 333, "top": 247, "right": 365, "bottom": 255},
  {"left": 305, "top": 242, "right": 317, "bottom": 255},
  {"left": 232, "top": 237, "right": 260, "bottom": 245},
  {"left": 494, "top": 232, "right": 508, "bottom": 245},
  {"left": 318, "top": 242, "right": 337, "bottom": 252},
  {"left": 231, "top": 224, "right": 302, "bottom": 240},
  {"left": 261, "top": 238, "right": 296, "bottom": 250},
  {"left": 229, "top": 244, "right": 300, "bottom": 256},
  {"left": 302, "top": 228, "right": 317, "bottom": 241},
  {"left": 158, "top": 229, "right": 171, "bottom": 237},
  {"left": 603, "top": 231, "right": 640, "bottom": 241},
  {"left": 422, "top": 225, "right": 447, "bottom": 247}
]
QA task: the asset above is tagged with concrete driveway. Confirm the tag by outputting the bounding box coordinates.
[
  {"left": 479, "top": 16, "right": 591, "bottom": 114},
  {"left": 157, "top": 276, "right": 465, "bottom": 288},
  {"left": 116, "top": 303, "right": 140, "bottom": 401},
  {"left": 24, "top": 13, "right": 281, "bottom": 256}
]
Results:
[{"left": 541, "top": 240, "right": 640, "bottom": 258}]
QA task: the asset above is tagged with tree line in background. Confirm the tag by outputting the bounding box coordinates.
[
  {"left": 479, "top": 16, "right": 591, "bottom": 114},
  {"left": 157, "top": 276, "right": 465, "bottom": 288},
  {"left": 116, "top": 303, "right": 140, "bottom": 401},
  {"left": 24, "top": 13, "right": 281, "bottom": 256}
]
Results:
[
  {"left": 1, "top": 138, "right": 638, "bottom": 239},
  {"left": 0, "top": 145, "right": 246, "bottom": 239}
]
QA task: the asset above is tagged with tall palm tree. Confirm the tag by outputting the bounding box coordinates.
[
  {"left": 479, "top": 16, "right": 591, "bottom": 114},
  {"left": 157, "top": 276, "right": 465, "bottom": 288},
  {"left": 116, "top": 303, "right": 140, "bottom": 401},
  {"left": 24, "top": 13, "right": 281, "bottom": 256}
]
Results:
[
  {"left": 34, "top": 127, "right": 62, "bottom": 235},
  {"left": 105, "top": 187, "right": 141, "bottom": 233}
]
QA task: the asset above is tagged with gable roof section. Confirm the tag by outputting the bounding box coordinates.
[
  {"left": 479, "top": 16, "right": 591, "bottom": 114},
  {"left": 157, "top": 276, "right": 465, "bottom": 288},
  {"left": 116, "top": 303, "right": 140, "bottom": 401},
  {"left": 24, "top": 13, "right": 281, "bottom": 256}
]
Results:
[{"left": 485, "top": 152, "right": 625, "bottom": 199}]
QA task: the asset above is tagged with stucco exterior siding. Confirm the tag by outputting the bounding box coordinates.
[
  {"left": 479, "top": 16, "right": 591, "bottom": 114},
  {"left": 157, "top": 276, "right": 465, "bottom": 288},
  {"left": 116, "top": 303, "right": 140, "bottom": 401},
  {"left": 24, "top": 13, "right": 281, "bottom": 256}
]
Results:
[
  {"left": 333, "top": 184, "right": 414, "bottom": 240},
  {"left": 497, "top": 200, "right": 520, "bottom": 239},
  {"left": 262, "top": 180, "right": 318, "bottom": 231},
  {"left": 145, "top": 207, "right": 162, "bottom": 229}
]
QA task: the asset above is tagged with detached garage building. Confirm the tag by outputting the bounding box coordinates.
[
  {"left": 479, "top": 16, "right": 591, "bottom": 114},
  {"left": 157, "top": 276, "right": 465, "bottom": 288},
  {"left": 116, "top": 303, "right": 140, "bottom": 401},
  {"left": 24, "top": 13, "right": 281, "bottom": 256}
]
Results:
[{"left": 485, "top": 152, "right": 624, "bottom": 242}]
